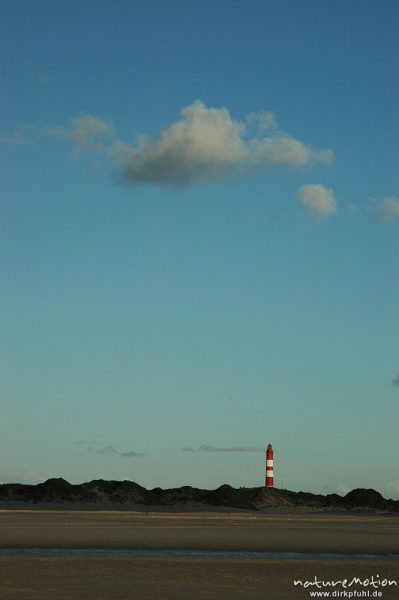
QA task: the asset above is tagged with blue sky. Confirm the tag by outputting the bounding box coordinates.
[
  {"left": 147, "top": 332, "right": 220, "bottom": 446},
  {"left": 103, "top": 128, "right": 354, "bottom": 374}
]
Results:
[{"left": 1, "top": 0, "right": 398, "bottom": 498}]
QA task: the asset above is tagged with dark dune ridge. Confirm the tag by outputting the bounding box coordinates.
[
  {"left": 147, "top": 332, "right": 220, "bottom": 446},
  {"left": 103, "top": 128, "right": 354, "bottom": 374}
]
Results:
[{"left": 0, "top": 478, "right": 398, "bottom": 511}]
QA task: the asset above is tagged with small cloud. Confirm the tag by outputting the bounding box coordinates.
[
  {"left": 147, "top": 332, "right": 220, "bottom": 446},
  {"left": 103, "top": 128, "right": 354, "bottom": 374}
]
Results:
[
  {"left": 297, "top": 183, "right": 337, "bottom": 217},
  {"left": 42, "top": 115, "right": 114, "bottom": 156},
  {"left": 80, "top": 443, "right": 145, "bottom": 458},
  {"left": 322, "top": 481, "right": 351, "bottom": 496},
  {"left": 199, "top": 444, "right": 264, "bottom": 453},
  {"left": 182, "top": 446, "right": 196, "bottom": 452},
  {"left": 381, "top": 480, "right": 399, "bottom": 499},
  {"left": 120, "top": 450, "right": 145, "bottom": 458},
  {"left": 0, "top": 468, "right": 48, "bottom": 484},
  {"left": 96, "top": 445, "right": 119, "bottom": 455},
  {"left": 392, "top": 374, "right": 399, "bottom": 387},
  {"left": 76, "top": 440, "right": 101, "bottom": 453},
  {"left": 375, "top": 196, "right": 399, "bottom": 222},
  {"left": 109, "top": 100, "right": 333, "bottom": 188}
]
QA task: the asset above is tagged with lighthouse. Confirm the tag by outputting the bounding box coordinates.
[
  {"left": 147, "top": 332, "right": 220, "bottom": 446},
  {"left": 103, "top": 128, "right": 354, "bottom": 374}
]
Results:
[{"left": 265, "top": 443, "right": 274, "bottom": 487}]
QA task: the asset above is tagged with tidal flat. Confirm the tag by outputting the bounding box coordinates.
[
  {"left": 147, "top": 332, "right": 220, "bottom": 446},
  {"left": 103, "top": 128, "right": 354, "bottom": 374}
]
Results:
[{"left": 0, "top": 510, "right": 398, "bottom": 599}]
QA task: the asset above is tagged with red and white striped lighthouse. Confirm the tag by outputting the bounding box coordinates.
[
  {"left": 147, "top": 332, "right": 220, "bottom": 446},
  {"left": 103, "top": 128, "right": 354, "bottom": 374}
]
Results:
[{"left": 265, "top": 443, "right": 274, "bottom": 487}]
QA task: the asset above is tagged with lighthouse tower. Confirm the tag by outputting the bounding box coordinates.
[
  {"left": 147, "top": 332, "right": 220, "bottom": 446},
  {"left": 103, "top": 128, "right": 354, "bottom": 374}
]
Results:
[{"left": 265, "top": 443, "right": 274, "bottom": 487}]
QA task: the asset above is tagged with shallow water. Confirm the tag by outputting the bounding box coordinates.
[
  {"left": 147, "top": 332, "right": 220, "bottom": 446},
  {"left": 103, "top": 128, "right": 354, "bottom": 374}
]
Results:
[{"left": 0, "top": 548, "right": 398, "bottom": 560}]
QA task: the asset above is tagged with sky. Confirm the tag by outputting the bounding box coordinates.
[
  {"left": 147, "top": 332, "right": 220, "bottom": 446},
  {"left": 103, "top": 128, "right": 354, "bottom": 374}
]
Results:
[{"left": 1, "top": 0, "right": 398, "bottom": 498}]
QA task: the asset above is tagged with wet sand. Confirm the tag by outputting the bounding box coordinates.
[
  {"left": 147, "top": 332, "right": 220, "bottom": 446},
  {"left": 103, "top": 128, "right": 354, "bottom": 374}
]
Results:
[
  {"left": 0, "top": 510, "right": 398, "bottom": 599},
  {"left": 1, "top": 557, "right": 398, "bottom": 600},
  {"left": 1, "top": 510, "right": 398, "bottom": 553}
]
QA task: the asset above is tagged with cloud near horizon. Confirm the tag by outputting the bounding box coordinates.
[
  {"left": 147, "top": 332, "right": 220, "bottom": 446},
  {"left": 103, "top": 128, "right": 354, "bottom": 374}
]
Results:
[
  {"left": 297, "top": 183, "right": 337, "bottom": 217},
  {"left": 182, "top": 444, "right": 264, "bottom": 453},
  {"left": 381, "top": 480, "right": 399, "bottom": 498},
  {"left": 322, "top": 481, "right": 351, "bottom": 496},
  {"left": 108, "top": 101, "right": 333, "bottom": 187},
  {"left": 200, "top": 444, "right": 264, "bottom": 453},
  {"left": 80, "top": 443, "right": 144, "bottom": 458},
  {"left": 0, "top": 468, "right": 48, "bottom": 485}
]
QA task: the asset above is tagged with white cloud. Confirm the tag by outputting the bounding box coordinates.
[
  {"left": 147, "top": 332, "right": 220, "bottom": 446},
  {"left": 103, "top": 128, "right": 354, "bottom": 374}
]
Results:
[
  {"left": 381, "top": 480, "right": 399, "bottom": 499},
  {"left": 375, "top": 196, "right": 399, "bottom": 222},
  {"left": 392, "top": 373, "right": 399, "bottom": 387},
  {"left": 0, "top": 468, "right": 48, "bottom": 484},
  {"left": 0, "top": 102, "right": 334, "bottom": 189},
  {"left": 70, "top": 116, "right": 113, "bottom": 154},
  {"left": 297, "top": 183, "right": 337, "bottom": 217},
  {"left": 42, "top": 115, "right": 114, "bottom": 156},
  {"left": 109, "top": 100, "right": 333, "bottom": 187},
  {"left": 322, "top": 481, "right": 351, "bottom": 496}
]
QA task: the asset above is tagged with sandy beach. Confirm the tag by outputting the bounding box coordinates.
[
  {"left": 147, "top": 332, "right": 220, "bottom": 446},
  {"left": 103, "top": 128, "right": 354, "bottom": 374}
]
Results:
[{"left": 0, "top": 510, "right": 398, "bottom": 599}]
